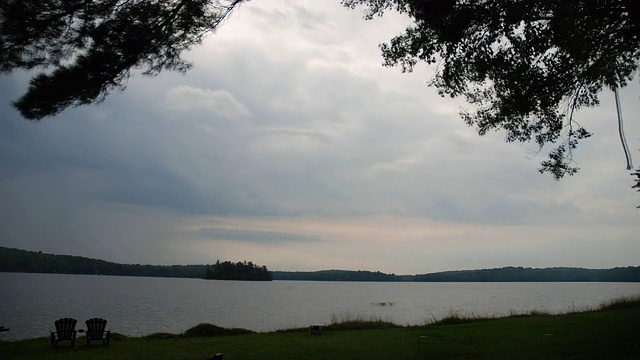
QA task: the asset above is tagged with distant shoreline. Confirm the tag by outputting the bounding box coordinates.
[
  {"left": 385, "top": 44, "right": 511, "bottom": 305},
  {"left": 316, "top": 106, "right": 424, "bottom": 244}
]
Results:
[{"left": 2, "top": 246, "right": 639, "bottom": 282}]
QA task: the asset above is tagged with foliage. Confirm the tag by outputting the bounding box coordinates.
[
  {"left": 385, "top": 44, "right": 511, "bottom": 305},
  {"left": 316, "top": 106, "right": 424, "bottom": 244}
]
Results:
[
  {"left": 328, "top": 313, "right": 400, "bottom": 331},
  {"left": 430, "top": 314, "right": 474, "bottom": 326},
  {"left": 205, "top": 260, "right": 273, "bottom": 281},
  {"left": 273, "top": 269, "right": 399, "bottom": 281},
  {"left": 4, "top": 1, "right": 639, "bottom": 198},
  {"left": 0, "top": 0, "right": 244, "bottom": 119},
  {"left": 0, "top": 246, "right": 208, "bottom": 278},
  {"left": 633, "top": 167, "right": 640, "bottom": 207},
  {"left": 274, "top": 266, "right": 640, "bottom": 282},
  {"left": 3, "top": 299, "right": 640, "bottom": 359},
  {"left": 343, "top": 0, "right": 640, "bottom": 181},
  {"left": 3, "top": 246, "right": 639, "bottom": 282},
  {"left": 598, "top": 295, "right": 640, "bottom": 310},
  {"left": 183, "top": 323, "right": 254, "bottom": 337},
  {"left": 409, "top": 266, "right": 640, "bottom": 282}
]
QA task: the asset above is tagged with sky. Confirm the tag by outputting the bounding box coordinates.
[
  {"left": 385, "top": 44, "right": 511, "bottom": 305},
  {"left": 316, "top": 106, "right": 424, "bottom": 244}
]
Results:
[{"left": 1, "top": 1, "right": 639, "bottom": 275}]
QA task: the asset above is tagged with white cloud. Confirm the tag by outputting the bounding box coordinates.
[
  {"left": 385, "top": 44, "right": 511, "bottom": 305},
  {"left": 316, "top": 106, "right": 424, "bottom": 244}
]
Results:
[
  {"left": 166, "top": 85, "right": 251, "bottom": 119},
  {"left": 0, "top": 0, "right": 638, "bottom": 274}
]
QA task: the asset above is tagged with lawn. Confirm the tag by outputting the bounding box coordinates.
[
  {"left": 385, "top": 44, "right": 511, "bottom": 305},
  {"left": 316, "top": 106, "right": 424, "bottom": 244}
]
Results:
[{"left": 2, "top": 298, "right": 639, "bottom": 360}]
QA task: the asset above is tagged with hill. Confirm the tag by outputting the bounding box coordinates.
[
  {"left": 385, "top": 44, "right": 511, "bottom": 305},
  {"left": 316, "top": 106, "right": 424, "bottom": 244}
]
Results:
[
  {"left": 2, "top": 246, "right": 639, "bottom": 281},
  {"left": 407, "top": 266, "right": 640, "bottom": 282},
  {"left": 0, "top": 246, "right": 207, "bottom": 278},
  {"left": 273, "top": 266, "right": 640, "bottom": 282}
]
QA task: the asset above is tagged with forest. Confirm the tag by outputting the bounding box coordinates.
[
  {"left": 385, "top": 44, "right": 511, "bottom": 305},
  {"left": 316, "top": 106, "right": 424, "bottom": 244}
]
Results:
[
  {"left": 273, "top": 267, "right": 640, "bottom": 282},
  {"left": 272, "top": 270, "right": 399, "bottom": 282},
  {"left": 2, "top": 247, "right": 639, "bottom": 282},
  {"left": 204, "top": 260, "right": 272, "bottom": 281},
  {"left": 0, "top": 246, "right": 207, "bottom": 278},
  {"left": 406, "top": 266, "right": 640, "bottom": 282}
]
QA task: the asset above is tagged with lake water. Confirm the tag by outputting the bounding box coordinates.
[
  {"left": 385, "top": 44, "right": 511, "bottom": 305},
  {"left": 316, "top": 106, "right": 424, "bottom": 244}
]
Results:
[{"left": 1, "top": 272, "right": 639, "bottom": 341}]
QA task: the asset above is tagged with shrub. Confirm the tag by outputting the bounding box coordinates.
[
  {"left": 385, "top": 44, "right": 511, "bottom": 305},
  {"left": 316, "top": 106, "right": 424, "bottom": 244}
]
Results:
[
  {"left": 327, "top": 312, "right": 401, "bottom": 331},
  {"left": 598, "top": 295, "right": 640, "bottom": 311},
  {"left": 183, "top": 323, "right": 254, "bottom": 337}
]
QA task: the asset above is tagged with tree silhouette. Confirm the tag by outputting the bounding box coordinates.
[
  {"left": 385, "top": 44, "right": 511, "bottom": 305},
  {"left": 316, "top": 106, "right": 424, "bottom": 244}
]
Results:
[
  {"left": 3, "top": 1, "right": 639, "bottom": 197},
  {"left": 343, "top": 0, "right": 639, "bottom": 191},
  {"left": 205, "top": 260, "right": 272, "bottom": 281},
  {"left": 1, "top": 0, "right": 244, "bottom": 119}
]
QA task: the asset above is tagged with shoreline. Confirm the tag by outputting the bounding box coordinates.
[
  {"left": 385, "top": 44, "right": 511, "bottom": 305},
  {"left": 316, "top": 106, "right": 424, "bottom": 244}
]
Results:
[
  {"left": 4, "top": 295, "right": 639, "bottom": 342},
  {"left": 3, "top": 297, "right": 639, "bottom": 359}
]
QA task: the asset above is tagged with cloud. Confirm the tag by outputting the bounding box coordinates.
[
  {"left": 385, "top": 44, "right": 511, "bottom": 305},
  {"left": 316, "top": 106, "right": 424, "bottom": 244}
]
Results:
[
  {"left": 191, "top": 227, "right": 324, "bottom": 244},
  {"left": 0, "top": 0, "right": 638, "bottom": 274},
  {"left": 166, "top": 85, "right": 251, "bottom": 119}
]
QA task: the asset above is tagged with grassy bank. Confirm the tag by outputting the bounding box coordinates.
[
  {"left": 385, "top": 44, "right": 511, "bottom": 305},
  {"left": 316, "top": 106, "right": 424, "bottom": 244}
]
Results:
[{"left": 2, "top": 297, "right": 639, "bottom": 360}]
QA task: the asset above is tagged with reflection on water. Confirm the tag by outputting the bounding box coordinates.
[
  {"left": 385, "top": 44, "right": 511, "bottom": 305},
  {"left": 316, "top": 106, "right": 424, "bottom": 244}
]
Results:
[{"left": 1, "top": 272, "right": 639, "bottom": 340}]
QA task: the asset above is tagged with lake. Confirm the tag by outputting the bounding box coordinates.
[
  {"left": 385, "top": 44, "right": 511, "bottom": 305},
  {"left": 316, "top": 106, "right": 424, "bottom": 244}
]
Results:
[{"left": 1, "top": 272, "right": 639, "bottom": 341}]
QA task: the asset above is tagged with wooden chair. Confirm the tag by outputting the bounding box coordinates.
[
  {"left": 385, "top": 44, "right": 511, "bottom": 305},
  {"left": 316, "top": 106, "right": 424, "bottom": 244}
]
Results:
[
  {"left": 85, "top": 318, "right": 111, "bottom": 346},
  {"left": 50, "top": 318, "right": 77, "bottom": 348}
]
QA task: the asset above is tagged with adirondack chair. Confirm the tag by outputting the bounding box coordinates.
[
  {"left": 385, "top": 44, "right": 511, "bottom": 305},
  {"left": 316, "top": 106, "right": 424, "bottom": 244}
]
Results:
[
  {"left": 50, "top": 318, "right": 77, "bottom": 348},
  {"left": 85, "top": 318, "right": 111, "bottom": 346}
]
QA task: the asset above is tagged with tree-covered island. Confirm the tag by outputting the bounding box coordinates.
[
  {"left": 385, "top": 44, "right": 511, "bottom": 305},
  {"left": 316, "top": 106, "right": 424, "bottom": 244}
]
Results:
[
  {"left": 1, "top": 246, "right": 639, "bottom": 282},
  {"left": 204, "top": 260, "right": 272, "bottom": 281}
]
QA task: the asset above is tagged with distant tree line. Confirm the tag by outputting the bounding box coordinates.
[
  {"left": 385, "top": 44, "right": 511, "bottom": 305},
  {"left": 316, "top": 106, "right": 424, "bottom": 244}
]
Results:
[
  {"left": 409, "top": 266, "right": 640, "bottom": 282},
  {"left": 2, "top": 247, "right": 639, "bottom": 282},
  {"left": 205, "top": 260, "right": 272, "bottom": 281},
  {"left": 274, "top": 266, "right": 640, "bottom": 282},
  {"left": 272, "top": 270, "right": 398, "bottom": 282},
  {"left": 0, "top": 246, "right": 207, "bottom": 278}
]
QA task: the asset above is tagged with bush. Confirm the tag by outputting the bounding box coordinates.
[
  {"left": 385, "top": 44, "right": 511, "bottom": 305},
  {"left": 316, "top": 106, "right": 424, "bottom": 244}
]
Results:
[
  {"left": 183, "top": 323, "right": 254, "bottom": 337},
  {"left": 598, "top": 296, "right": 640, "bottom": 311},
  {"left": 327, "top": 313, "right": 401, "bottom": 331}
]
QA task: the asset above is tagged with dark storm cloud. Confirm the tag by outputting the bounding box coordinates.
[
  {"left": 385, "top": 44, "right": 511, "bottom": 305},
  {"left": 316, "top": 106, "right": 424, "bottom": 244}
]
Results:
[{"left": 0, "top": 99, "right": 205, "bottom": 214}]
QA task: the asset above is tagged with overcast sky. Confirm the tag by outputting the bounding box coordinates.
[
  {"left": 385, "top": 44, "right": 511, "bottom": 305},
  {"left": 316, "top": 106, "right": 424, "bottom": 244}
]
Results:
[{"left": 1, "top": 1, "right": 639, "bottom": 274}]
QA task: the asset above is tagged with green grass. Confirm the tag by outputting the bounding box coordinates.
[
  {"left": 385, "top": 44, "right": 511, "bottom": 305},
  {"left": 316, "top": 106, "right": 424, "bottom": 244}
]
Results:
[{"left": 2, "top": 296, "right": 639, "bottom": 360}]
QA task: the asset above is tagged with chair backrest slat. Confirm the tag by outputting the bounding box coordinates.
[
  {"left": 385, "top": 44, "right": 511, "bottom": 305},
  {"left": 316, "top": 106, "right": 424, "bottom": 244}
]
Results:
[
  {"left": 55, "top": 318, "right": 77, "bottom": 340},
  {"left": 86, "top": 318, "right": 107, "bottom": 338}
]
